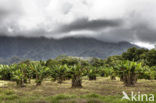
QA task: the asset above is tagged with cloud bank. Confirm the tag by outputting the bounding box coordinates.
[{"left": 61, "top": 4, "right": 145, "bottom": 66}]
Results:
[{"left": 0, "top": 0, "right": 156, "bottom": 46}]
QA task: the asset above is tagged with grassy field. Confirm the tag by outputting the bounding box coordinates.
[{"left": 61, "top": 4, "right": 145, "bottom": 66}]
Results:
[{"left": 0, "top": 77, "right": 156, "bottom": 103}]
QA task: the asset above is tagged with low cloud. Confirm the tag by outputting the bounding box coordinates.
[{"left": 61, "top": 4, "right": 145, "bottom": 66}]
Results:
[
  {"left": 0, "top": 0, "right": 156, "bottom": 45},
  {"left": 55, "top": 18, "right": 122, "bottom": 34}
]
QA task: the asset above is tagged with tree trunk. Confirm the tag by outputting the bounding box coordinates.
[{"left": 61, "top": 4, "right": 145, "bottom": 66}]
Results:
[
  {"left": 24, "top": 78, "right": 27, "bottom": 83},
  {"left": 111, "top": 76, "right": 116, "bottom": 80},
  {"left": 120, "top": 75, "right": 124, "bottom": 81},
  {"left": 36, "top": 75, "right": 42, "bottom": 86},
  {"left": 36, "top": 81, "right": 42, "bottom": 86},
  {"left": 89, "top": 75, "right": 96, "bottom": 80},
  {"left": 28, "top": 78, "right": 31, "bottom": 84},
  {"left": 16, "top": 79, "right": 25, "bottom": 87},
  {"left": 72, "top": 76, "right": 82, "bottom": 88},
  {"left": 101, "top": 73, "right": 105, "bottom": 77},
  {"left": 123, "top": 68, "right": 136, "bottom": 86},
  {"left": 57, "top": 78, "right": 63, "bottom": 84}
]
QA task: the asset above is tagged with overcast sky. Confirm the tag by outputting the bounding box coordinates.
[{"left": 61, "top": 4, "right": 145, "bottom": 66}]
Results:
[{"left": 0, "top": 0, "right": 156, "bottom": 49}]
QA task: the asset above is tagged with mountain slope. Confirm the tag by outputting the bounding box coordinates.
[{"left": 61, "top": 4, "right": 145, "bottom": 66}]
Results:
[{"left": 0, "top": 36, "right": 137, "bottom": 60}]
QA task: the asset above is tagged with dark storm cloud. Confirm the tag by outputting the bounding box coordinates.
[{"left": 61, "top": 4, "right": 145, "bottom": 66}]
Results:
[
  {"left": 56, "top": 18, "right": 122, "bottom": 33},
  {"left": 132, "top": 24, "right": 156, "bottom": 43},
  {"left": 0, "top": 0, "right": 156, "bottom": 47},
  {"left": 95, "top": 22, "right": 156, "bottom": 44}
]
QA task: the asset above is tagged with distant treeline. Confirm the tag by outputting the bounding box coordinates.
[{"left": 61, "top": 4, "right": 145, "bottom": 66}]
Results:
[{"left": 0, "top": 47, "right": 156, "bottom": 88}]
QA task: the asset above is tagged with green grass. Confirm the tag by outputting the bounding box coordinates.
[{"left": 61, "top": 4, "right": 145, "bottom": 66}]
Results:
[
  {"left": 0, "top": 77, "right": 156, "bottom": 103},
  {"left": 47, "top": 94, "right": 77, "bottom": 103},
  {"left": 0, "top": 92, "right": 155, "bottom": 103}
]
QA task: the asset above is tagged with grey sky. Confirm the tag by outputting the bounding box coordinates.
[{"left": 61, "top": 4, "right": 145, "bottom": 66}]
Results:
[{"left": 0, "top": 0, "right": 156, "bottom": 48}]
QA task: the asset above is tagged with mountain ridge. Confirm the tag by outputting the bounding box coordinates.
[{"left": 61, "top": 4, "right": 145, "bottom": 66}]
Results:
[{"left": 0, "top": 36, "right": 137, "bottom": 61}]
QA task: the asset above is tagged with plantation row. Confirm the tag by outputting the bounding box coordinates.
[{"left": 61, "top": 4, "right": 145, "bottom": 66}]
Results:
[{"left": 0, "top": 47, "right": 156, "bottom": 88}]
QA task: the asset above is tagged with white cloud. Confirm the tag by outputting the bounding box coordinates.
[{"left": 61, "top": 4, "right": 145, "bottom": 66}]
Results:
[{"left": 133, "top": 42, "right": 155, "bottom": 49}]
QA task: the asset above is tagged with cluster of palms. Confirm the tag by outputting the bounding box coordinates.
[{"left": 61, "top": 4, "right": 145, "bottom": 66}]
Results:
[{"left": 0, "top": 47, "right": 156, "bottom": 87}]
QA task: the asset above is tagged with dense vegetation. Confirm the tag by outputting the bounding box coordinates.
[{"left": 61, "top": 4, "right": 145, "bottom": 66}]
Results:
[{"left": 0, "top": 47, "right": 156, "bottom": 88}]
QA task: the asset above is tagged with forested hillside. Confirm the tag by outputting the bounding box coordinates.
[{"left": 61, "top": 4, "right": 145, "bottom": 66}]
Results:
[{"left": 0, "top": 36, "right": 136, "bottom": 64}]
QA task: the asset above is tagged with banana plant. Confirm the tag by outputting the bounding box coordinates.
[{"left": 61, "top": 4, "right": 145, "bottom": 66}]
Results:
[
  {"left": 12, "top": 63, "right": 27, "bottom": 87},
  {"left": 99, "top": 66, "right": 110, "bottom": 77},
  {"left": 87, "top": 65, "right": 98, "bottom": 80},
  {"left": 150, "top": 66, "right": 156, "bottom": 80},
  {"left": 31, "top": 63, "right": 50, "bottom": 86},
  {"left": 25, "top": 64, "right": 35, "bottom": 83},
  {"left": 98, "top": 66, "right": 105, "bottom": 77},
  {"left": 0, "top": 65, "right": 12, "bottom": 80},
  {"left": 99, "top": 66, "right": 116, "bottom": 79},
  {"left": 117, "top": 60, "right": 143, "bottom": 86},
  {"left": 49, "top": 65, "right": 58, "bottom": 81},
  {"left": 50, "top": 64, "right": 68, "bottom": 84},
  {"left": 109, "top": 67, "right": 116, "bottom": 80},
  {"left": 142, "top": 66, "right": 156, "bottom": 80},
  {"left": 67, "top": 63, "right": 86, "bottom": 88}
]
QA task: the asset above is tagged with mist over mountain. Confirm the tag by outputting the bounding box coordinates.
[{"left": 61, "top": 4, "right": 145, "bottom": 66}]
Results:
[{"left": 0, "top": 36, "right": 137, "bottom": 63}]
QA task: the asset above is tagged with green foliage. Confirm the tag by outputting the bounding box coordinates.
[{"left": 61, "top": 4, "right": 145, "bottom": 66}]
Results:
[
  {"left": 59, "top": 58, "right": 79, "bottom": 66},
  {"left": 90, "top": 58, "right": 104, "bottom": 67},
  {"left": 104, "top": 55, "right": 123, "bottom": 67},
  {"left": 122, "top": 47, "right": 148, "bottom": 61},
  {"left": 12, "top": 63, "right": 27, "bottom": 87},
  {"left": 46, "top": 59, "right": 59, "bottom": 67},
  {"left": 87, "top": 66, "right": 98, "bottom": 80},
  {"left": 150, "top": 66, "right": 156, "bottom": 80},
  {"left": 31, "top": 62, "right": 50, "bottom": 86},
  {"left": 68, "top": 63, "right": 86, "bottom": 88},
  {"left": 139, "top": 66, "right": 156, "bottom": 80},
  {"left": 144, "top": 49, "right": 156, "bottom": 66},
  {"left": 117, "top": 60, "right": 145, "bottom": 86},
  {"left": 0, "top": 65, "right": 13, "bottom": 80},
  {"left": 122, "top": 47, "right": 156, "bottom": 67},
  {"left": 50, "top": 64, "right": 69, "bottom": 83},
  {"left": 1, "top": 47, "right": 156, "bottom": 88}
]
